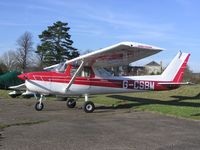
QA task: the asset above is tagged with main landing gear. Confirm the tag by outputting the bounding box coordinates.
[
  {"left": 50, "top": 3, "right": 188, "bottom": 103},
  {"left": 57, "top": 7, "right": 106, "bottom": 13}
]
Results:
[
  {"left": 66, "top": 98, "right": 76, "bottom": 108},
  {"left": 83, "top": 101, "right": 95, "bottom": 113},
  {"left": 66, "top": 94, "right": 95, "bottom": 113}
]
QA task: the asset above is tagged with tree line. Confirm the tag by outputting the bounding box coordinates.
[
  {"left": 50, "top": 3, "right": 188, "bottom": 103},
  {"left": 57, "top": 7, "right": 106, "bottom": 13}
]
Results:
[
  {"left": 0, "top": 21, "right": 79, "bottom": 73},
  {"left": 0, "top": 21, "right": 198, "bottom": 83}
]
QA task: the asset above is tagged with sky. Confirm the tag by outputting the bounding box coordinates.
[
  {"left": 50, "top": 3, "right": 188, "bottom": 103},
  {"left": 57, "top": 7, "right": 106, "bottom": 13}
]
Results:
[{"left": 0, "top": 0, "right": 200, "bottom": 72}]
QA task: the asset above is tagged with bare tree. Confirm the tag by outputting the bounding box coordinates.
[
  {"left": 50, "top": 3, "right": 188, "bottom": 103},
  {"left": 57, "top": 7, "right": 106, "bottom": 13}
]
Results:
[
  {"left": 16, "top": 32, "right": 34, "bottom": 72},
  {"left": 0, "top": 50, "right": 17, "bottom": 71}
]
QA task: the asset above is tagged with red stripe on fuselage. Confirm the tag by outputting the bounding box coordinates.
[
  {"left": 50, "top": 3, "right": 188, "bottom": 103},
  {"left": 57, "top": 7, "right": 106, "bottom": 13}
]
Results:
[
  {"left": 19, "top": 71, "right": 178, "bottom": 91},
  {"left": 23, "top": 71, "right": 122, "bottom": 88}
]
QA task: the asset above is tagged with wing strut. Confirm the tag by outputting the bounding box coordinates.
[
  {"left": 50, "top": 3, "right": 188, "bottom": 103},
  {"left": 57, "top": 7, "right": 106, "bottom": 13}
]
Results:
[{"left": 66, "top": 60, "right": 85, "bottom": 92}]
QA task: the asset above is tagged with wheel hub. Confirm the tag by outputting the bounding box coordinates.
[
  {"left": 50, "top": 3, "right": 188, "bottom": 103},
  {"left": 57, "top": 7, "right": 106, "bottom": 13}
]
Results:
[
  {"left": 86, "top": 104, "right": 92, "bottom": 111},
  {"left": 38, "top": 104, "right": 42, "bottom": 109}
]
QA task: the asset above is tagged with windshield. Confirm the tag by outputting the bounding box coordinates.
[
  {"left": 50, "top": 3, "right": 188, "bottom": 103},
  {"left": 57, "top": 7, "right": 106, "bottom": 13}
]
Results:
[
  {"left": 45, "top": 62, "right": 67, "bottom": 73},
  {"left": 55, "top": 63, "right": 67, "bottom": 73},
  {"left": 93, "top": 67, "right": 112, "bottom": 78}
]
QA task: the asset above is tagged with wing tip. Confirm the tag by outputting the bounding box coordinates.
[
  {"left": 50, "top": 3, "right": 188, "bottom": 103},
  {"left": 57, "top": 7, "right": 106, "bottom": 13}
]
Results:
[{"left": 119, "top": 41, "right": 165, "bottom": 51}]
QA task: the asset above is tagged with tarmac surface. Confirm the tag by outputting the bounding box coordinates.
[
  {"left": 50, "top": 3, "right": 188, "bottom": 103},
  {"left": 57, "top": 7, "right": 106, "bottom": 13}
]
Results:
[{"left": 0, "top": 98, "right": 200, "bottom": 150}]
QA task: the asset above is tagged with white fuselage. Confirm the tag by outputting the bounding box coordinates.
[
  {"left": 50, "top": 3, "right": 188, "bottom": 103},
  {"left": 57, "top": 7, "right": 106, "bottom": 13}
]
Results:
[{"left": 25, "top": 76, "right": 157, "bottom": 96}]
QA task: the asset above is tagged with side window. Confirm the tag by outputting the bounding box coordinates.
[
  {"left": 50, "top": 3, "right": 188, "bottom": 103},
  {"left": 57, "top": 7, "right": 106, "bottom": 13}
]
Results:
[
  {"left": 70, "top": 66, "right": 91, "bottom": 77},
  {"left": 81, "top": 67, "right": 91, "bottom": 77},
  {"left": 70, "top": 67, "right": 81, "bottom": 77},
  {"left": 70, "top": 68, "right": 77, "bottom": 76}
]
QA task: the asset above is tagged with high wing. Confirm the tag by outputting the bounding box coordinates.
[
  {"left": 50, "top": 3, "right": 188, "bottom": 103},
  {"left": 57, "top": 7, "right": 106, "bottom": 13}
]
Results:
[{"left": 65, "top": 41, "right": 164, "bottom": 67}]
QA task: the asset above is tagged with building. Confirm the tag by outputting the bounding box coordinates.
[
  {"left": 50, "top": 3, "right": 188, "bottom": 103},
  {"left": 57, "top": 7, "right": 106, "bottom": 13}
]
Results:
[
  {"left": 108, "top": 61, "right": 163, "bottom": 76},
  {"left": 144, "top": 61, "right": 162, "bottom": 75}
]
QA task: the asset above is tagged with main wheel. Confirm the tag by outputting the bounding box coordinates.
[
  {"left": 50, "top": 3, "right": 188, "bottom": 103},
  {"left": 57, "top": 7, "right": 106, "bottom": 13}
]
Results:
[
  {"left": 66, "top": 98, "right": 76, "bottom": 108},
  {"left": 83, "top": 101, "right": 95, "bottom": 113},
  {"left": 35, "top": 102, "right": 44, "bottom": 111}
]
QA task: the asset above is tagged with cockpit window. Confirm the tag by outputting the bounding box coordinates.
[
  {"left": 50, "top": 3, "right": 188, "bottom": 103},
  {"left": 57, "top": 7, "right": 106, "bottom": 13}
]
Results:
[
  {"left": 56, "top": 63, "right": 67, "bottom": 73},
  {"left": 70, "top": 67, "right": 81, "bottom": 77},
  {"left": 46, "top": 62, "right": 67, "bottom": 73},
  {"left": 70, "top": 66, "right": 91, "bottom": 77},
  {"left": 93, "top": 67, "right": 112, "bottom": 77},
  {"left": 82, "top": 67, "right": 91, "bottom": 77}
]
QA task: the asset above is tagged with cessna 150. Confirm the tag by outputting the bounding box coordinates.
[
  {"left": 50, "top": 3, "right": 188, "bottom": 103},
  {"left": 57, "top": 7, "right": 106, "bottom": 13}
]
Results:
[{"left": 14, "top": 42, "right": 190, "bottom": 113}]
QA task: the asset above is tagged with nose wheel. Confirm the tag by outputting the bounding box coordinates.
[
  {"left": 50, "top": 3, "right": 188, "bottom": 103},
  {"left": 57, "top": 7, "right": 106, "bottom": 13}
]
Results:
[
  {"left": 35, "top": 102, "right": 44, "bottom": 111},
  {"left": 34, "top": 94, "right": 45, "bottom": 111}
]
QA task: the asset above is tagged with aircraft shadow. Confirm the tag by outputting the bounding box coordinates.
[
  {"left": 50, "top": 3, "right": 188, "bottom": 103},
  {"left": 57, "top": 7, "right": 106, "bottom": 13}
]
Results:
[
  {"left": 170, "top": 92, "right": 200, "bottom": 101},
  {"left": 0, "top": 131, "right": 3, "bottom": 147},
  {"left": 191, "top": 113, "right": 200, "bottom": 116},
  {"left": 102, "top": 94, "right": 200, "bottom": 109}
]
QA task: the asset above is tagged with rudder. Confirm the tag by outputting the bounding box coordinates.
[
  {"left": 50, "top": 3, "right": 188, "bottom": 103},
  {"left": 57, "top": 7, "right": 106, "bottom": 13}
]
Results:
[{"left": 161, "top": 52, "right": 190, "bottom": 82}]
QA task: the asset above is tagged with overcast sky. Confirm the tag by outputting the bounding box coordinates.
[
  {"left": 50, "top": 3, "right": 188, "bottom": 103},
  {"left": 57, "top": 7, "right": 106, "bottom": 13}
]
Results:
[{"left": 0, "top": 0, "right": 199, "bottom": 72}]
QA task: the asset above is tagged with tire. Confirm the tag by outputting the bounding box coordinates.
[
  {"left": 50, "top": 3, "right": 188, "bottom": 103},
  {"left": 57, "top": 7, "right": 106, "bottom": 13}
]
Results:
[
  {"left": 66, "top": 99, "right": 76, "bottom": 108},
  {"left": 83, "top": 101, "right": 95, "bottom": 113},
  {"left": 35, "top": 102, "right": 44, "bottom": 111}
]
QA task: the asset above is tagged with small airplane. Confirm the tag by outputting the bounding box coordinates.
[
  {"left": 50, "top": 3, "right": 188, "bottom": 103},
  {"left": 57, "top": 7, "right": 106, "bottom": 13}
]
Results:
[{"left": 14, "top": 42, "right": 190, "bottom": 113}]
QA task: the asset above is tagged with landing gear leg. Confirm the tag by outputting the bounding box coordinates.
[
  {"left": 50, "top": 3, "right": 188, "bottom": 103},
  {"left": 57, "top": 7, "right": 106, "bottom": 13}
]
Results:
[
  {"left": 83, "top": 94, "right": 95, "bottom": 113},
  {"left": 34, "top": 94, "right": 44, "bottom": 111}
]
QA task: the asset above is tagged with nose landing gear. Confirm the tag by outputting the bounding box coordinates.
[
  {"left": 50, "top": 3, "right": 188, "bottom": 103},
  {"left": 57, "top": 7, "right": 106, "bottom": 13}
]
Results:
[
  {"left": 34, "top": 94, "right": 45, "bottom": 111},
  {"left": 35, "top": 101, "right": 44, "bottom": 111}
]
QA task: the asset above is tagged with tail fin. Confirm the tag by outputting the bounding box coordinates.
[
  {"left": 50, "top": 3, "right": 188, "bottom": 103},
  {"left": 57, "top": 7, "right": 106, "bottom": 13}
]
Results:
[{"left": 161, "top": 52, "right": 190, "bottom": 82}]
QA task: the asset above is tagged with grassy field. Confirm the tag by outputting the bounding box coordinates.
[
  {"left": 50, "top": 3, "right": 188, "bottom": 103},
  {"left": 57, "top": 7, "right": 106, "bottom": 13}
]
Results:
[
  {"left": 1, "top": 85, "right": 200, "bottom": 120},
  {"left": 91, "top": 84, "right": 200, "bottom": 120},
  {"left": 0, "top": 89, "right": 12, "bottom": 99}
]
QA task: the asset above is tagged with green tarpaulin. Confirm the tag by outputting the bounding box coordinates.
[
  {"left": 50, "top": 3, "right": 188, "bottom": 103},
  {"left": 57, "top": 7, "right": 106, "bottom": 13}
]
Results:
[{"left": 0, "top": 71, "right": 24, "bottom": 89}]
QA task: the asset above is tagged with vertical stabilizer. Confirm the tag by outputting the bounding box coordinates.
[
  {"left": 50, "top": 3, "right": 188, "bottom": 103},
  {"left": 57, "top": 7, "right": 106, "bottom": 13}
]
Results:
[{"left": 161, "top": 52, "right": 190, "bottom": 82}]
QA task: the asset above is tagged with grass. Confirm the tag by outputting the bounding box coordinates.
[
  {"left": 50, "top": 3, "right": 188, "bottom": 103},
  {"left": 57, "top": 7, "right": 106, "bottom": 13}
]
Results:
[
  {"left": 0, "top": 89, "right": 12, "bottom": 99},
  {"left": 0, "top": 85, "right": 200, "bottom": 120},
  {"left": 91, "top": 84, "right": 200, "bottom": 120}
]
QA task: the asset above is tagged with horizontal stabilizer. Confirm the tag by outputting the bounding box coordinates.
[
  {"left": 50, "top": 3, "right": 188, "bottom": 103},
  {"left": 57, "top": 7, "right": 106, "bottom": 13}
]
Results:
[{"left": 158, "top": 82, "right": 194, "bottom": 85}]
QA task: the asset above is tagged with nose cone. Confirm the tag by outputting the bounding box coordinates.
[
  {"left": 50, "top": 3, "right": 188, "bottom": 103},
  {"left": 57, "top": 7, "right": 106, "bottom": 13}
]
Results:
[{"left": 18, "top": 73, "right": 28, "bottom": 80}]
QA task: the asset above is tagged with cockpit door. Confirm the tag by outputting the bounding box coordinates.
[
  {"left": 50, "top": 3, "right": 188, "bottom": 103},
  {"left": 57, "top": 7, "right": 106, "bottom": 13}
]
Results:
[
  {"left": 80, "top": 66, "right": 92, "bottom": 90},
  {"left": 68, "top": 66, "right": 93, "bottom": 94}
]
